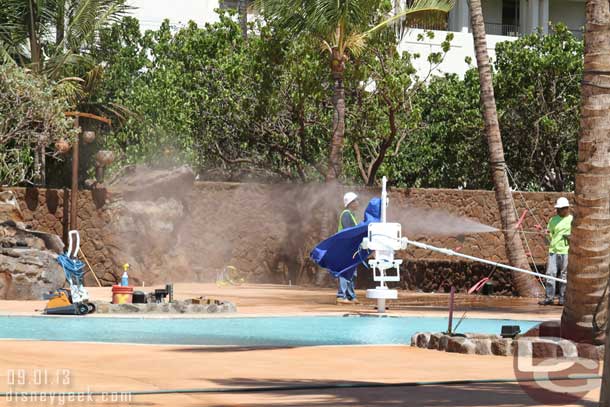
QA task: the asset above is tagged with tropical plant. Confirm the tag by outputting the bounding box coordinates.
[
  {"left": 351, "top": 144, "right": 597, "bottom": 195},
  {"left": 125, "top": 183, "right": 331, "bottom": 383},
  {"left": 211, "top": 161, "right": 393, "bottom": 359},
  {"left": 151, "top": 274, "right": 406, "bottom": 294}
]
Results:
[
  {"left": 0, "top": 0, "right": 129, "bottom": 77},
  {"left": 255, "top": 0, "right": 454, "bottom": 181},
  {"left": 0, "top": 0, "right": 131, "bottom": 186},
  {"left": 387, "top": 69, "right": 488, "bottom": 189},
  {"left": 495, "top": 24, "right": 582, "bottom": 192},
  {"left": 0, "top": 64, "right": 77, "bottom": 185},
  {"left": 92, "top": 14, "right": 329, "bottom": 179},
  {"left": 468, "top": 0, "right": 543, "bottom": 297},
  {"left": 561, "top": 0, "right": 610, "bottom": 348},
  {"left": 345, "top": 30, "right": 453, "bottom": 185}
]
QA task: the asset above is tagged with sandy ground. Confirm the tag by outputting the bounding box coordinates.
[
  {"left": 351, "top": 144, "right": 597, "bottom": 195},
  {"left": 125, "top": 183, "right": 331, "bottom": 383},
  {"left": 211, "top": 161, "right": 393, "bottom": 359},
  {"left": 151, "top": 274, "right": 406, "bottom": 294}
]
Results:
[{"left": 0, "top": 284, "right": 601, "bottom": 407}]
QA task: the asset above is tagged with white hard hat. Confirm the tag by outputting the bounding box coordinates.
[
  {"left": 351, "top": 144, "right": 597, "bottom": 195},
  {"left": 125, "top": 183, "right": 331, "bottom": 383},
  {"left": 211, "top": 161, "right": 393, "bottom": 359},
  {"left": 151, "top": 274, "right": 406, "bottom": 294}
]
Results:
[
  {"left": 554, "top": 197, "right": 570, "bottom": 208},
  {"left": 343, "top": 192, "right": 358, "bottom": 207}
]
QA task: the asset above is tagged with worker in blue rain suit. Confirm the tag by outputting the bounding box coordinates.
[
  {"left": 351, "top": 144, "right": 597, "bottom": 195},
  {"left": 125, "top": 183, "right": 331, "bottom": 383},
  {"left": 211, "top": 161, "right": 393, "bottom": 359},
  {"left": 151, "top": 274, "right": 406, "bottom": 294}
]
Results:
[{"left": 336, "top": 192, "right": 361, "bottom": 305}]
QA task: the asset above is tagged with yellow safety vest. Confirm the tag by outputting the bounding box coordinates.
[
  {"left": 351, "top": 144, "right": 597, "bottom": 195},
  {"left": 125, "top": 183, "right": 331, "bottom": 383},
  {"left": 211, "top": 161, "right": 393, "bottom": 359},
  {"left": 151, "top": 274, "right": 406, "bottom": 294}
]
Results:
[{"left": 338, "top": 209, "right": 358, "bottom": 232}]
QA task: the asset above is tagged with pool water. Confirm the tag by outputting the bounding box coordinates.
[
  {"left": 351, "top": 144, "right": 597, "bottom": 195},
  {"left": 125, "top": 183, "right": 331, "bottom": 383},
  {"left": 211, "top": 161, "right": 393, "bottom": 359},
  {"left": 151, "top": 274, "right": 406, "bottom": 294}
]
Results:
[{"left": 0, "top": 316, "right": 539, "bottom": 346}]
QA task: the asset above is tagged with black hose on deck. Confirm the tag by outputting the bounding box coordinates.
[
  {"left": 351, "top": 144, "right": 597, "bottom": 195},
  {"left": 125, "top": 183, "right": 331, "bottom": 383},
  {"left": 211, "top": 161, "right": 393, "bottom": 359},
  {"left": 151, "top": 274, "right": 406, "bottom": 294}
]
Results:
[{"left": 0, "top": 374, "right": 601, "bottom": 397}]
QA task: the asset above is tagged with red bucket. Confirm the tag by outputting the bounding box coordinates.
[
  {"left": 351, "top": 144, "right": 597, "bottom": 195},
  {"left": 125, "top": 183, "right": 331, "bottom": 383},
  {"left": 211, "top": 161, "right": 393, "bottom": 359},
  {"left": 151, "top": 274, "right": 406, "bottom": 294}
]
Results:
[{"left": 112, "top": 285, "right": 133, "bottom": 304}]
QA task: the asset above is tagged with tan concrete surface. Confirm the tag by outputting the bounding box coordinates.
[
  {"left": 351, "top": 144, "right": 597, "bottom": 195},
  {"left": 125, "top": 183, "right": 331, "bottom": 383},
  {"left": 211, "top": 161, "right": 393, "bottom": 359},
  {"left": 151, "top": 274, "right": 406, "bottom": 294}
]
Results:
[
  {"left": 0, "top": 283, "right": 562, "bottom": 320},
  {"left": 0, "top": 284, "right": 594, "bottom": 407}
]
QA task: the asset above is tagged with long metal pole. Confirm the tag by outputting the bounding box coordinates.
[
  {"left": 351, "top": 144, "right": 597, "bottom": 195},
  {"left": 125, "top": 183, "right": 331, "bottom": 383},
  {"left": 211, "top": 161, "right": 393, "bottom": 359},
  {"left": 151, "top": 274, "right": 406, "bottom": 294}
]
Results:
[
  {"left": 406, "top": 239, "right": 567, "bottom": 284},
  {"left": 380, "top": 176, "right": 387, "bottom": 223},
  {"left": 70, "top": 115, "right": 79, "bottom": 231},
  {"left": 447, "top": 286, "right": 455, "bottom": 334}
]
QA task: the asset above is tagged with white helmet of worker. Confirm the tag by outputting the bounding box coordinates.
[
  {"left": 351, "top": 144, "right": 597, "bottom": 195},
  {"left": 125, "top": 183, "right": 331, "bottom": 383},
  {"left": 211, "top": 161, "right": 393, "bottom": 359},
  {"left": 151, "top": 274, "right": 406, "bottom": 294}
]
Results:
[
  {"left": 554, "top": 197, "right": 570, "bottom": 208},
  {"left": 343, "top": 192, "right": 358, "bottom": 207}
]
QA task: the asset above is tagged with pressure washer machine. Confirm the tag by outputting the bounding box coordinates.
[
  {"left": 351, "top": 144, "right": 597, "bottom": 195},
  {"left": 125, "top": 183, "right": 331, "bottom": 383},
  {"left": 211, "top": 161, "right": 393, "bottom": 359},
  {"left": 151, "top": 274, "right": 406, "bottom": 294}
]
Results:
[{"left": 43, "top": 230, "right": 95, "bottom": 315}]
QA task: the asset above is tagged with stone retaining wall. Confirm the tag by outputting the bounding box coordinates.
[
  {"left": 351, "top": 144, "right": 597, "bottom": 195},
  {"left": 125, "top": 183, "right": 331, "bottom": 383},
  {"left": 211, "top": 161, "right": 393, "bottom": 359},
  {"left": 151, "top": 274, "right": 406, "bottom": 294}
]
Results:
[
  {"left": 10, "top": 182, "right": 570, "bottom": 293},
  {"left": 411, "top": 332, "right": 605, "bottom": 360}
]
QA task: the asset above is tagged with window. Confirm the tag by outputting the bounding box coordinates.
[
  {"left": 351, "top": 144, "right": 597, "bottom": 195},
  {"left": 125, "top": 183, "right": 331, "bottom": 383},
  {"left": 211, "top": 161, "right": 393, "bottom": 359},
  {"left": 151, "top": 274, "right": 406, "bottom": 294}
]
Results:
[
  {"left": 502, "top": 0, "right": 519, "bottom": 34},
  {"left": 219, "top": 0, "right": 252, "bottom": 10}
]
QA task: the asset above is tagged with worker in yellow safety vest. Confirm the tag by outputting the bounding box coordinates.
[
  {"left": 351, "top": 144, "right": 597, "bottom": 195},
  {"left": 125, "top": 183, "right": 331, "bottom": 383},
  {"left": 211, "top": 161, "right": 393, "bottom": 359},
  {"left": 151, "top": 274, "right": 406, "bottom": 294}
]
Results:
[
  {"left": 539, "top": 197, "right": 573, "bottom": 306},
  {"left": 336, "top": 192, "right": 361, "bottom": 305}
]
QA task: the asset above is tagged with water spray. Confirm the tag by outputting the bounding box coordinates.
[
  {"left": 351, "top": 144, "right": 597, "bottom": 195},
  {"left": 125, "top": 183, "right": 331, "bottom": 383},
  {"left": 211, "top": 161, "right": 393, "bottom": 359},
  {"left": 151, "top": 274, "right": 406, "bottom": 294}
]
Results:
[{"left": 361, "top": 177, "right": 565, "bottom": 313}]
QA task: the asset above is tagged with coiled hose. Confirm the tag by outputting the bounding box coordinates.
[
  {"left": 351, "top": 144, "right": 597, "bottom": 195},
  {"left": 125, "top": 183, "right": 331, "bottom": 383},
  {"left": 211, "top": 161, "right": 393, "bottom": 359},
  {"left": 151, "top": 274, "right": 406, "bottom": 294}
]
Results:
[{"left": 57, "top": 253, "right": 85, "bottom": 284}]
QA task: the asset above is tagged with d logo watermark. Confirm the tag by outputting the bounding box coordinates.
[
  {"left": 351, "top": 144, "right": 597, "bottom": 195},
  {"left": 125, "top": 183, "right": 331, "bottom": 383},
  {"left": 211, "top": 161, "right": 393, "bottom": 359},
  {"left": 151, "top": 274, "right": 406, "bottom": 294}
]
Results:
[{"left": 513, "top": 336, "right": 600, "bottom": 404}]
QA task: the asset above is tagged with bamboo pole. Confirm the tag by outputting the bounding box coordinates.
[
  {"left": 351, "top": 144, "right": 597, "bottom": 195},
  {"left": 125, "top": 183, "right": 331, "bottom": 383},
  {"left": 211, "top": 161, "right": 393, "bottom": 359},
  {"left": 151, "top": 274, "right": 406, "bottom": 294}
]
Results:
[{"left": 79, "top": 250, "right": 102, "bottom": 287}]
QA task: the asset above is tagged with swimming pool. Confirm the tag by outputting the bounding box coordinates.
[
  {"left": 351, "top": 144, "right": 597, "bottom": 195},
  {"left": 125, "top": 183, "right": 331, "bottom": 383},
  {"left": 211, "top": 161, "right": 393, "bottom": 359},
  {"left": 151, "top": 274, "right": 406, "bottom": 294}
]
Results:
[{"left": 0, "top": 316, "right": 539, "bottom": 346}]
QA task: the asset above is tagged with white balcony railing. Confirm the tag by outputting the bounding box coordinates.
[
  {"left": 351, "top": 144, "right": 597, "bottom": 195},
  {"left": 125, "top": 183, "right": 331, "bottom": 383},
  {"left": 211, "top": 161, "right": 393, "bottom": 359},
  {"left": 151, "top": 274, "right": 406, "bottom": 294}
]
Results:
[{"left": 484, "top": 22, "right": 520, "bottom": 37}]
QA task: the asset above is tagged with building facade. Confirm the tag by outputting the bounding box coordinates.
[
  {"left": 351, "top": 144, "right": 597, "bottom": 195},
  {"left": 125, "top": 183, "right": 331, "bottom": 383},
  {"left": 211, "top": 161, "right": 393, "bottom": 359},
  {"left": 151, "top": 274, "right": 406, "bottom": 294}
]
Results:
[
  {"left": 450, "top": 0, "right": 585, "bottom": 37},
  {"left": 128, "top": 0, "right": 584, "bottom": 77}
]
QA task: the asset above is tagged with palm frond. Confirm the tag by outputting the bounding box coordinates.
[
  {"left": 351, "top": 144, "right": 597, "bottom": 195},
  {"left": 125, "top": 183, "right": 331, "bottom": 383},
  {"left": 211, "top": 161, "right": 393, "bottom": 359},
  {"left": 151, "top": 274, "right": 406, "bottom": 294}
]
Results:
[
  {"left": 53, "top": 0, "right": 130, "bottom": 65},
  {"left": 0, "top": 45, "right": 18, "bottom": 65},
  {"left": 44, "top": 50, "right": 94, "bottom": 79},
  {"left": 54, "top": 77, "right": 85, "bottom": 105},
  {"left": 366, "top": 0, "right": 454, "bottom": 36},
  {"left": 344, "top": 32, "right": 366, "bottom": 56},
  {"left": 256, "top": 0, "right": 379, "bottom": 39}
]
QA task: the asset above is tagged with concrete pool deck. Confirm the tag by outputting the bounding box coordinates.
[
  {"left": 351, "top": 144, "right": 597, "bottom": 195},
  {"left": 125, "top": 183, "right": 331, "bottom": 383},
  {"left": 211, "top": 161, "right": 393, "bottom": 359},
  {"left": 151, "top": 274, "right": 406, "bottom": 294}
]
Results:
[
  {"left": 0, "top": 283, "right": 563, "bottom": 319},
  {"left": 0, "top": 284, "right": 601, "bottom": 407}
]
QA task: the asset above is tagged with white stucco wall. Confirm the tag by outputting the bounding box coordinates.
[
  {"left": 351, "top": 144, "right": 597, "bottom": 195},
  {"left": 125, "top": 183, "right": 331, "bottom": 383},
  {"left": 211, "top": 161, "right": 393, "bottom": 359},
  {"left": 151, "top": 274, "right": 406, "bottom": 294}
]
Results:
[
  {"left": 398, "top": 29, "right": 518, "bottom": 78},
  {"left": 129, "top": 0, "right": 221, "bottom": 30},
  {"left": 127, "top": 0, "right": 580, "bottom": 78},
  {"left": 549, "top": 0, "right": 585, "bottom": 32},
  {"left": 482, "top": 0, "right": 504, "bottom": 25}
]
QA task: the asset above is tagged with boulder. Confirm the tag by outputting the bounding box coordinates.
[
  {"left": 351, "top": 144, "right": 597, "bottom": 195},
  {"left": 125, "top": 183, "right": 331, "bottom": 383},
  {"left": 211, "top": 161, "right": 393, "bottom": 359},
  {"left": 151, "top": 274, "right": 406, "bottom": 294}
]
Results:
[
  {"left": 0, "top": 190, "right": 24, "bottom": 222},
  {"left": 413, "top": 332, "right": 430, "bottom": 348},
  {"left": 0, "top": 247, "right": 65, "bottom": 300},
  {"left": 108, "top": 165, "right": 195, "bottom": 202},
  {"left": 100, "top": 166, "right": 196, "bottom": 285},
  {"left": 576, "top": 342, "right": 602, "bottom": 360},
  {"left": 439, "top": 335, "right": 450, "bottom": 351},
  {"left": 474, "top": 339, "right": 493, "bottom": 355},
  {"left": 116, "top": 303, "right": 141, "bottom": 313},
  {"left": 0, "top": 206, "right": 65, "bottom": 300},
  {"left": 446, "top": 337, "right": 476, "bottom": 354},
  {"left": 222, "top": 302, "right": 237, "bottom": 313},
  {"left": 491, "top": 338, "right": 513, "bottom": 356},
  {"left": 465, "top": 333, "right": 500, "bottom": 340},
  {"left": 428, "top": 333, "right": 442, "bottom": 350}
]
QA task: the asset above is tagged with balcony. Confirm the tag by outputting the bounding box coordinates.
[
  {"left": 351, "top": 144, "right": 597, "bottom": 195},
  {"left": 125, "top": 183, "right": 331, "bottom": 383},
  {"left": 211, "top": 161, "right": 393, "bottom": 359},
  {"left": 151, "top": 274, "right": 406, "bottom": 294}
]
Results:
[
  {"left": 404, "top": 21, "right": 449, "bottom": 31},
  {"left": 484, "top": 22, "right": 521, "bottom": 37}
]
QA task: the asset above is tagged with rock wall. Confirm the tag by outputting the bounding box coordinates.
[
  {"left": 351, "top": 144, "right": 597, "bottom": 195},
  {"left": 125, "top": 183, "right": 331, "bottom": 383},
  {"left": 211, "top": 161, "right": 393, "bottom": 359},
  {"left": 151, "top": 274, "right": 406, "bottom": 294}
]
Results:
[
  {"left": 11, "top": 180, "right": 571, "bottom": 295},
  {"left": 0, "top": 190, "right": 66, "bottom": 299},
  {"left": 13, "top": 188, "right": 118, "bottom": 286}
]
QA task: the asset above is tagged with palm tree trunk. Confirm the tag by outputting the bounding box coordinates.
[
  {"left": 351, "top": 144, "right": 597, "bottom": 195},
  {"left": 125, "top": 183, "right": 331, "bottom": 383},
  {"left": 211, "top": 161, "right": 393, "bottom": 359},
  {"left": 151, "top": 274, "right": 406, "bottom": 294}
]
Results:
[
  {"left": 326, "top": 51, "right": 346, "bottom": 182},
  {"left": 469, "top": 0, "right": 543, "bottom": 297},
  {"left": 55, "top": 0, "right": 65, "bottom": 46},
  {"left": 27, "top": 0, "right": 41, "bottom": 72},
  {"left": 561, "top": 0, "right": 610, "bottom": 345},
  {"left": 238, "top": 0, "right": 248, "bottom": 39}
]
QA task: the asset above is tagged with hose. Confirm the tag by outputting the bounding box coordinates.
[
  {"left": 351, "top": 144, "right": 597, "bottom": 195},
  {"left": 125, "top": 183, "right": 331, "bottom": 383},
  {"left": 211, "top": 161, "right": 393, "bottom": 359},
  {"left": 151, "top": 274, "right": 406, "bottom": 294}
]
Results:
[
  {"left": 57, "top": 253, "right": 85, "bottom": 284},
  {"left": 0, "top": 375, "right": 601, "bottom": 397}
]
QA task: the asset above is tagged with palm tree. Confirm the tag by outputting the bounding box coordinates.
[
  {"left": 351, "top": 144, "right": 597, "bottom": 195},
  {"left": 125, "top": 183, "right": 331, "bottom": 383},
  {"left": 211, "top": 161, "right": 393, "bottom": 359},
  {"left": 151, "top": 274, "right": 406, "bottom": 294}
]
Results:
[
  {"left": 0, "top": 0, "right": 129, "bottom": 185},
  {"left": 256, "top": 0, "right": 454, "bottom": 181},
  {"left": 468, "top": 0, "right": 543, "bottom": 297},
  {"left": 0, "top": 0, "right": 129, "bottom": 76},
  {"left": 561, "top": 0, "right": 610, "bottom": 346},
  {"left": 238, "top": 0, "right": 248, "bottom": 39}
]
